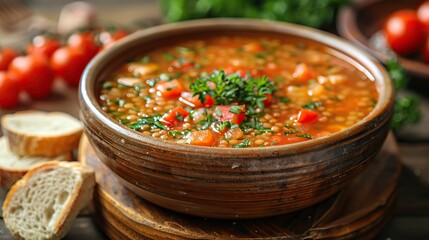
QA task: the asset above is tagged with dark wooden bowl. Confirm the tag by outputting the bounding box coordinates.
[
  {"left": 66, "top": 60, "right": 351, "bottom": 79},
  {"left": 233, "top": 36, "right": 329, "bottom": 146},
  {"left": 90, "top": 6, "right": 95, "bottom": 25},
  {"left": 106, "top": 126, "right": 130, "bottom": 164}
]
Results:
[
  {"left": 79, "top": 19, "right": 395, "bottom": 219},
  {"left": 337, "top": 0, "right": 429, "bottom": 78}
]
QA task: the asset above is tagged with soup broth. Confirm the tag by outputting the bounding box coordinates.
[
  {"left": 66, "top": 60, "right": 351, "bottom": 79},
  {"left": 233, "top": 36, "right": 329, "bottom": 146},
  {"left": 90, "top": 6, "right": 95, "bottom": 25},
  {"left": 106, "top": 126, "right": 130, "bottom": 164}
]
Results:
[{"left": 99, "top": 35, "right": 378, "bottom": 147}]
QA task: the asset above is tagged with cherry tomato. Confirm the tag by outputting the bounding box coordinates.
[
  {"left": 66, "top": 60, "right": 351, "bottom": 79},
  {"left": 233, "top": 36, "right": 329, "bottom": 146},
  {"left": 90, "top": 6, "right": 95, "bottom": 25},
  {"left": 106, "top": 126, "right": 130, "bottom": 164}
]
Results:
[
  {"left": 0, "top": 71, "right": 20, "bottom": 108},
  {"left": 26, "top": 35, "right": 61, "bottom": 59},
  {"left": 0, "top": 47, "right": 17, "bottom": 71},
  {"left": 424, "top": 37, "right": 429, "bottom": 63},
  {"left": 99, "top": 29, "right": 128, "bottom": 51},
  {"left": 67, "top": 32, "right": 99, "bottom": 61},
  {"left": 384, "top": 10, "right": 425, "bottom": 54},
  {"left": 51, "top": 47, "right": 89, "bottom": 87},
  {"left": 8, "top": 54, "right": 54, "bottom": 99},
  {"left": 417, "top": 1, "right": 429, "bottom": 31}
]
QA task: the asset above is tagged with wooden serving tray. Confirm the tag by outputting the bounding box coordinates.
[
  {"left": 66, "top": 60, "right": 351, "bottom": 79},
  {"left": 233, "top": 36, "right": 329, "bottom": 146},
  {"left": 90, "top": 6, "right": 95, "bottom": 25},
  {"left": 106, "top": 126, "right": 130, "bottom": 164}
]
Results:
[{"left": 79, "top": 133, "right": 401, "bottom": 239}]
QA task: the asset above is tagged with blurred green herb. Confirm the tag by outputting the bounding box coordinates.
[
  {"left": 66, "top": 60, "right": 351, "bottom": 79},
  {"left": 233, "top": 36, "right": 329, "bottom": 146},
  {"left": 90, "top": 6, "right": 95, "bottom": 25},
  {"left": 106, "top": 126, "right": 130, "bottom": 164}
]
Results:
[
  {"left": 161, "top": 0, "right": 351, "bottom": 28},
  {"left": 385, "top": 59, "right": 421, "bottom": 131}
]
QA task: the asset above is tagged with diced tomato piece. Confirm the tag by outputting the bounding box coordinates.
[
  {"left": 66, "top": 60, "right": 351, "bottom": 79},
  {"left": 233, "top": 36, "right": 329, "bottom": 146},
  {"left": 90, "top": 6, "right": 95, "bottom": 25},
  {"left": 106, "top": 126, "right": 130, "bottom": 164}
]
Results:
[
  {"left": 155, "top": 79, "right": 183, "bottom": 99},
  {"left": 267, "top": 135, "right": 309, "bottom": 145},
  {"left": 297, "top": 109, "right": 318, "bottom": 123},
  {"left": 161, "top": 106, "right": 189, "bottom": 126},
  {"left": 213, "top": 105, "right": 246, "bottom": 125},
  {"left": 262, "top": 94, "right": 273, "bottom": 107},
  {"left": 179, "top": 92, "right": 214, "bottom": 108},
  {"left": 187, "top": 130, "right": 215, "bottom": 146},
  {"left": 243, "top": 43, "right": 265, "bottom": 53},
  {"left": 293, "top": 63, "right": 313, "bottom": 82}
]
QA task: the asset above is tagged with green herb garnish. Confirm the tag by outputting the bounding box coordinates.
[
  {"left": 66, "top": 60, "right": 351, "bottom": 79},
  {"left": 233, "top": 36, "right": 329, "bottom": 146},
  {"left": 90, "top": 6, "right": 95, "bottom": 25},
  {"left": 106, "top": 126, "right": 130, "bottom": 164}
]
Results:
[
  {"left": 190, "top": 70, "right": 276, "bottom": 112},
  {"left": 103, "top": 82, "right": 113, "bottom": 89},
  {"left": 232, "top": 139, "right": 251, "bottom": 148},
  {"left": 169, "top": 130, "right": 191, "bottom": 139},
  {"left": 279, "top": 97, "right": 291, "bottom": 103},
  {"left": 296, "top": 133, "right": 313, "bottom": 139},
  {"left": 163, "top": 53, "right": 174, "bottom": 61},
  {"left": 196, "top": 114, "right": 216, "bottom": 130},
  {"left": 128, "top": 114, "right": 168, "bottom": 131},
  {"left": 302, "top": 101, "right": 322, "bottom": 110},
  {"left": 229, "top": 106, "right": 243, "bottom": 114}
]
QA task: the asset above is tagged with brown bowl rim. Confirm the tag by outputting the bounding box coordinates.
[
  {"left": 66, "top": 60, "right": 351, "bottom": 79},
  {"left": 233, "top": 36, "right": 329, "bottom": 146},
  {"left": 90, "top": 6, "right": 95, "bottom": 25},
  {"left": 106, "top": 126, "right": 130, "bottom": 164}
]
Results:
[{"left": 80, "top": 18, "right": 394, "bottom": 157}]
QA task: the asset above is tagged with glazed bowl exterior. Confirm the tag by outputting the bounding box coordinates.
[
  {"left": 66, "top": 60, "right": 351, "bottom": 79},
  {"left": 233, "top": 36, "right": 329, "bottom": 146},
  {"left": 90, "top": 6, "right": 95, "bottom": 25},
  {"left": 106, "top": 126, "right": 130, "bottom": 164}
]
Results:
[{"left": 79, "top": 19, "right": 394, "bottom": 219}]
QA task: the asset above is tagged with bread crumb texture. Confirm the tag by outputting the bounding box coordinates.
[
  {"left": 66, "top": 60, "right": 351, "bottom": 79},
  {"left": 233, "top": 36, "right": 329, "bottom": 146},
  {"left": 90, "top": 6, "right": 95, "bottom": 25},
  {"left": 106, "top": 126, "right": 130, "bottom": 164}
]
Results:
[{"left": 2, "top": 162, "right": 95, "bottom": 240}]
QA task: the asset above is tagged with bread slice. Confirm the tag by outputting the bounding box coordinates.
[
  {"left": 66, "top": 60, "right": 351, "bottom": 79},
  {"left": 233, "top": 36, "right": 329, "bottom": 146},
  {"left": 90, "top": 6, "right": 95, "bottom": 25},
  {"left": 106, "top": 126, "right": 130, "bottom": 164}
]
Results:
[
  {"left": 0, "top": 136, "right": 72, "bottom": 189},
  {"left": 2, "top": 161, "right": 95, "bottom": 240},
  {"left": 1, "top": 111, "right": 83, "bottom": 157}
]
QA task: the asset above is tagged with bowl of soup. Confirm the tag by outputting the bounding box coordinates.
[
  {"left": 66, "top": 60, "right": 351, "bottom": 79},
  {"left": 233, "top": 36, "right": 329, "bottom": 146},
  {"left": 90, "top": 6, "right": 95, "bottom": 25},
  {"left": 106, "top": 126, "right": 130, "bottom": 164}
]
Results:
[{"left": 79, "top": 19, "right": 394, "bottom": 219}]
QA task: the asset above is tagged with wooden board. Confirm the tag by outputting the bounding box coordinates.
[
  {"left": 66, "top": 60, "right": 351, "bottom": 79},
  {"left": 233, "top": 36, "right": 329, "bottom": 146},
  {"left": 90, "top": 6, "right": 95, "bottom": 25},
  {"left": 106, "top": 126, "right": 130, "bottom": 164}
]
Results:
[{"left": 79, "top": 133, "right": 401, "bottom": 239}]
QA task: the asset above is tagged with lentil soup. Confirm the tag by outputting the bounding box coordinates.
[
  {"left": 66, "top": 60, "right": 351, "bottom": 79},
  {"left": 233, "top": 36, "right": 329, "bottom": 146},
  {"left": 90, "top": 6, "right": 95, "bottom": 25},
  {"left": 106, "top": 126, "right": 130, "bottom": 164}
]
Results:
[{"left": 99, "top": 35, "right": 378, "bottom": 148}]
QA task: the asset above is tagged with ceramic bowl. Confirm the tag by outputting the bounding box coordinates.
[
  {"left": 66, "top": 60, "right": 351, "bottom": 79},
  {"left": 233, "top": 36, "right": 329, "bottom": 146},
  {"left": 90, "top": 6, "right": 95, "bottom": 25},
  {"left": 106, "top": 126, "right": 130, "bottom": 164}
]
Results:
[
  {"left": 79, "top": 19, "right": 395, "bottom": 219},
  {"left": 337, "top": 0, "right": 429, "bottom": 78}
]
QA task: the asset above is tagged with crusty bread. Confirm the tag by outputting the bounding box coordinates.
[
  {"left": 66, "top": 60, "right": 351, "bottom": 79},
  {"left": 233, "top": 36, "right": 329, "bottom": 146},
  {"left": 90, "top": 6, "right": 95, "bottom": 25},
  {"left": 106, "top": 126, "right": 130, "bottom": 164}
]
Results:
[
  {"left": 1, "top": 111, "right": 83, "bottom": 157},
  {"left": 2, "top": 161, "right": 95, "bottom": 240},
  {"left": 0, "top": 136, "right": 72, "bottom": 189}
]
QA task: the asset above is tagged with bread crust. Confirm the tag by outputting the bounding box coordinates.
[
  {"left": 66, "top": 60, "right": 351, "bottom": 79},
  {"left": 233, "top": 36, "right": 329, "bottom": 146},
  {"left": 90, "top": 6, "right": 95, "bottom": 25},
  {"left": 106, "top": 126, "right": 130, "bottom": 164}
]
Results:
[
  {"left": 0, "top": 136, "right": 72, "bottom": 189},
  {"left": 2, "top": 161, "right": 95, "bottom": 240},
  {"left": 1, "top": 111, "right": 83, "bottom": 157}
]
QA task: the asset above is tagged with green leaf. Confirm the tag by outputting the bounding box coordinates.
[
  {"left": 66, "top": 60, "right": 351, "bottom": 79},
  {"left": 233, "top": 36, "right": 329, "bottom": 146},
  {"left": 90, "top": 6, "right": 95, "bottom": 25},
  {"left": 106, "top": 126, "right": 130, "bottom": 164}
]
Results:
[
  {"left": 302, "top": 101, "right": 322, "bottom": 110},
  {"left": 232, "top": 139, "right": 251, "bottom": 148}
]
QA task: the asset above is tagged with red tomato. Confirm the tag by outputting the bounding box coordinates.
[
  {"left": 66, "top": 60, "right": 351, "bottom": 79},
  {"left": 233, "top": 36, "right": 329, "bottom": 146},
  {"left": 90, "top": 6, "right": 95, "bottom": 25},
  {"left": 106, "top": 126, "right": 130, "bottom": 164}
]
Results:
[
  {"left": 187, "top": 130, "right": 215, "bottom": 146},
  {"left": 0, "top": 72, "right": 20, "bottom": 108},
  {"left": 424, "top": 37, "right": 429, "bottom": 63},
  {"left": 161, "top": 106, "right": 189, "bottom": 126},
  {"left": 155, "top": 79, "right": 184, "bottom": 99},
  {"left": 213, "top": 105, "right": 246, "bottom": 125},
  {"left": 51, "top": 47, "right": 89, "bottom": 87},
  {"left": 262, "top": 94, "right": 272, "bottom": 107},
  {"left": 8, "top": 54, "right": 54, "bottom": 99},
  {"left": 67, "top": 32, "right": 99, "bottom": 61},
  {"left": 99, "top": 29, "right": 128, "bottom": 51},
  {"left": 179, "top": 92, "right": 214, "bottom": 108},
  {"left": 384, "top": 10, "right": 425, "bottom": 54},
  {"left": 26, "top": 35, "right": 60, "bottom": 59},
  {"left": 417, "top": 1, "right": 429, "bottom": 31},
  {"left": 293, "top": 63, "right": 313, "bottom": 82},
  {"left": 0, "top": 47, "right": 17, "bottom": 71},
  {"left": 243, "top": 43, "right": 265, "bottom": 53},
  {"left": 297, "top": 109, "right": 318, "bottom": 123}
]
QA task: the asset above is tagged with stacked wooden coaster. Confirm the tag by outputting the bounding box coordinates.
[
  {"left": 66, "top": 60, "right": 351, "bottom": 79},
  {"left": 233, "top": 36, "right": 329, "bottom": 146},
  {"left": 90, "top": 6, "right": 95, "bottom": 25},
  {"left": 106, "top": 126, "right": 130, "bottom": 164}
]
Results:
[{"left": 79, "top": 133, "right": 400, "bottom": 239}]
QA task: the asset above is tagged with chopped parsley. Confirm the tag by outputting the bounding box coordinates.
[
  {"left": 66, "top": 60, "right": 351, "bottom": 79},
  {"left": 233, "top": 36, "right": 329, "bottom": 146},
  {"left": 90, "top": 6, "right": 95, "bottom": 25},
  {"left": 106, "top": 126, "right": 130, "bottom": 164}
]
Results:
[
  {"left": 168, "top": 130, "right": 191, "bottom": 139},
  {"left": 128, "top": 114, "right": 168, "bottom": 131},
  {"left": 232, "top": 139, "right": 251, "bottom": 148},
  {"left": 146, "top": 78, "right": 159, "bottom": 87},
  {"left": 195, "top": 114, "right": 216, "bottom": 130},
  {"left": 284, "top": 125, "right": 298, "bottom": 135},
  {"left": 111, "top": 99, "right": 126, "bottom": 107},
  {"left": 103, "top": 82, "right": 113, "bottom": 89},
  {"left": 190, "top": 70, "right": 276, "bottom": 111},
  {"left": 140, "top": 56, "right": 150, "bottom": 63},
  {"left": 302, "top": 101, "right": 323, "bottom": 110},
  {"left": 279, "top": 97, "right": 291, "bottom": 103},
  {"left": 163, "top": 53, "right": 174, "bottom": 61},
  {"left": 296, "top": 133, "right": 313, "bottom": 139},
  {"left": 229, "top": 106, "right": 243, "bottom": 114},
  {"left": 175, "top": 113, "right": 184, "bottom": 121}
]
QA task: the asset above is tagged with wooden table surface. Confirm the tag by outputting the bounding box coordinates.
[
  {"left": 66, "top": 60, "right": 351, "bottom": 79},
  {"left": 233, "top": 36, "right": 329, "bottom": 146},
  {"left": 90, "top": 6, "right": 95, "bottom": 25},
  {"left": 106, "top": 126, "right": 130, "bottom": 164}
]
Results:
[{"left": 1, "top": 1, "right": 429, "bottom": 239}]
